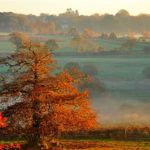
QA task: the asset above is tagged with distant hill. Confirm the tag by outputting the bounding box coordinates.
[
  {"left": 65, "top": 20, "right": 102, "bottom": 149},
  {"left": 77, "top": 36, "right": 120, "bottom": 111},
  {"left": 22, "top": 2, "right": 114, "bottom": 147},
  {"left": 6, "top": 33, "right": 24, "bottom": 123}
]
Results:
[{"left": 0, "top": 9, "right": 150, "bottom": 34}]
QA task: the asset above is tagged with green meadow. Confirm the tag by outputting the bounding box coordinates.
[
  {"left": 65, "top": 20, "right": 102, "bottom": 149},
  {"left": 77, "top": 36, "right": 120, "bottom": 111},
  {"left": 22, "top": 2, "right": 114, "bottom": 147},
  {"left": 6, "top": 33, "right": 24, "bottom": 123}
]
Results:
[
  {"left": 0, "top": 34, "right": 150, "bottom": 124},
  {"left": 1, "top": 35, "right": 150, "bottom": 101}
]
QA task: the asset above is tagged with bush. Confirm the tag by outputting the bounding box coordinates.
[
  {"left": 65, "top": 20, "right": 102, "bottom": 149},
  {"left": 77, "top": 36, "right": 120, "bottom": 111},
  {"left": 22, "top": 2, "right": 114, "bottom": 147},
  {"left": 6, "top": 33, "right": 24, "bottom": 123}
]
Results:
[
  {"left": 64, "top": 62, "right": 81, "bottom": 71},
  {"left": 82, "top": 64, "right": 98, "bottom": 76},
  {"left": 80, "top": 78, "right": 105, "bottom": 98}
]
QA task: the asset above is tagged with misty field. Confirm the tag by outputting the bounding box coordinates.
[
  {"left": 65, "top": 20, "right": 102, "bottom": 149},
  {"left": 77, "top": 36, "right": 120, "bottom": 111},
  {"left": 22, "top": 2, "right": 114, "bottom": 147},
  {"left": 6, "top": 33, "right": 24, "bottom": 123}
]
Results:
[
  {"left": 0, "top": 34, "right": 150, "bottom": 124},
  {"left": 0, "top": 33, "right": 150, "bottom": 149},
  {"left": 57, "top": 56, "right": 150, "bottom": 99}
]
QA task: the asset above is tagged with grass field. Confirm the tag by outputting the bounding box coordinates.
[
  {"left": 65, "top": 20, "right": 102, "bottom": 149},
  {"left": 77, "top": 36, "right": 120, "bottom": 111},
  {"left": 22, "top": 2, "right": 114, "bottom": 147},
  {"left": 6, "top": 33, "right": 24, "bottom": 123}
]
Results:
[
  {"left": 0, "top": 41, "right": 15, "bottom": 53},
  {"left": 0, "top": 34, "right": 150, "bottom": 124},
  {"left": 0, "top": 34, "right": 150, "bottom": 53},
  {"left": 0, "top": 34, "right": 150, "bottom": 149},
  {"left": 62, "top": 140, "right": 150, "bottom": 150},
  {"left": 1, "top": 140, "right": 150, "bottom": 149},
  {"left": 56, "top": 56, "right": 150, "bottom": 100}
]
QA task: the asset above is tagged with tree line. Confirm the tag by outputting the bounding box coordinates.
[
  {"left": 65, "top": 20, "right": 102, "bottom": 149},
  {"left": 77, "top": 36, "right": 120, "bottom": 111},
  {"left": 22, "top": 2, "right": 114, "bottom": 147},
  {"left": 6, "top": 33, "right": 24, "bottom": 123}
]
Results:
[{"left": 1, "top": 9, "right": 150, "bottom": 33}]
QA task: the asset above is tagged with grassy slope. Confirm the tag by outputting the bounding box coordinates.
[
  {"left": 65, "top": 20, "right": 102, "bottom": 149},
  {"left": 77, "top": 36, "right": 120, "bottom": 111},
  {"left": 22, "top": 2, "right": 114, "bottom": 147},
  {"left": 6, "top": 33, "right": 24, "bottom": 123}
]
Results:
[
  {"left": 0, "top": 35, "right": 150, "bottom": 101},
  {"left": 1, "top": 34, "right": 150, "bottom": 53},
  {"left": 56, "top": 56, "right": 150, "bottom": 100},
  {"left": 0, "top": 34, "right": 150, "bottom": 124},
  {"left": 0, "top": 36, "right": 150, "bottom": 148},
  {"left": 1, "top": 140, "right": 150, "bottom": 149},
  {"left": 62, "top": 140, "right": 150, "bottom": 150}
]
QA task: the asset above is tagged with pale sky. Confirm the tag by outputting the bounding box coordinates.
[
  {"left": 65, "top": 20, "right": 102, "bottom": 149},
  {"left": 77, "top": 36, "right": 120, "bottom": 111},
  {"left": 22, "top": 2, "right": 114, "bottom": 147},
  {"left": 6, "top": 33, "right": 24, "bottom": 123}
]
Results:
[{"left": 0, "top": 0, "right": 150, "bottom": 16}]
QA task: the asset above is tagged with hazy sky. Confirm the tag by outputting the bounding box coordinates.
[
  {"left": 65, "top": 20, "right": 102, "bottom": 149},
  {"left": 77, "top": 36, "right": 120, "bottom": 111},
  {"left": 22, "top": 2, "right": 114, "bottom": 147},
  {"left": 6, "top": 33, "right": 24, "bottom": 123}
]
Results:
[{"left": 0, "top": 0, "right": 150, "bottom": 16}]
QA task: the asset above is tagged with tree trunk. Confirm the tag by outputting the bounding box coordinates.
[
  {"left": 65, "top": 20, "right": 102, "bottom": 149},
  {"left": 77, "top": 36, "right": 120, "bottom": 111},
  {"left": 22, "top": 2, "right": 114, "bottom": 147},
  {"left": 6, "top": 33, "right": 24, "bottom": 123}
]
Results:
[{"left": 31, "top": 101, "right": 41, "bottom": 146}]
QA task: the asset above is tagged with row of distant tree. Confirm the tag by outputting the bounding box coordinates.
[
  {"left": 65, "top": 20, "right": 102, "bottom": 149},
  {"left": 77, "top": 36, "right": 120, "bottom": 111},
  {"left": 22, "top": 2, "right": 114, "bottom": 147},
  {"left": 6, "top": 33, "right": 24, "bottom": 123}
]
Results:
[
  {"left": 69, "top": 31, "right": 140, "bottom": 54},
  {"left": 1, "top": 9, "right": 150, "bottom": 33},
  {"left": 8, "top": 31, "right": 150, "bottom": 55},
  {"left": 68, "top": 27, "right": 118, "bottom": 39}
]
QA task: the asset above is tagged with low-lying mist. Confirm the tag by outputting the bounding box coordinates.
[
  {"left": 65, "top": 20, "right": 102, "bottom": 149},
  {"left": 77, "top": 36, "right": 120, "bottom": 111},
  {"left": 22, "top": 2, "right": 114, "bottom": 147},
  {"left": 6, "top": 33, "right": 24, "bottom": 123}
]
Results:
[
  {"left": 92, "top": 93, "right": 150, "bottom": 126},
  {"left": 61, "top": 60, "right": 150, "bottom": 126}
]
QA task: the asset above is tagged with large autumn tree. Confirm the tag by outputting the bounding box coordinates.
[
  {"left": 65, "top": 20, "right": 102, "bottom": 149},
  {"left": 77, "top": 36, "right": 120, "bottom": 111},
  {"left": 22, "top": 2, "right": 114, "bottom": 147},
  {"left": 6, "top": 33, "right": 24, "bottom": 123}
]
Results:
[{"left": 0, "top": 32, "right": 98, "bottom": 149}]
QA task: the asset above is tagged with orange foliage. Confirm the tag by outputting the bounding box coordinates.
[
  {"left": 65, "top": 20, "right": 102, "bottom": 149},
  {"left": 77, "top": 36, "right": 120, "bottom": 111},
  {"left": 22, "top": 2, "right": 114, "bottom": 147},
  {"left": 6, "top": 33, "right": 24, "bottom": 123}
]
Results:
[
  {"left": 0, "top": 112, "right": 6, "bottom": 128},
  {"left": 0, "top": 32, "right": 98, "bottom": 147}
]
